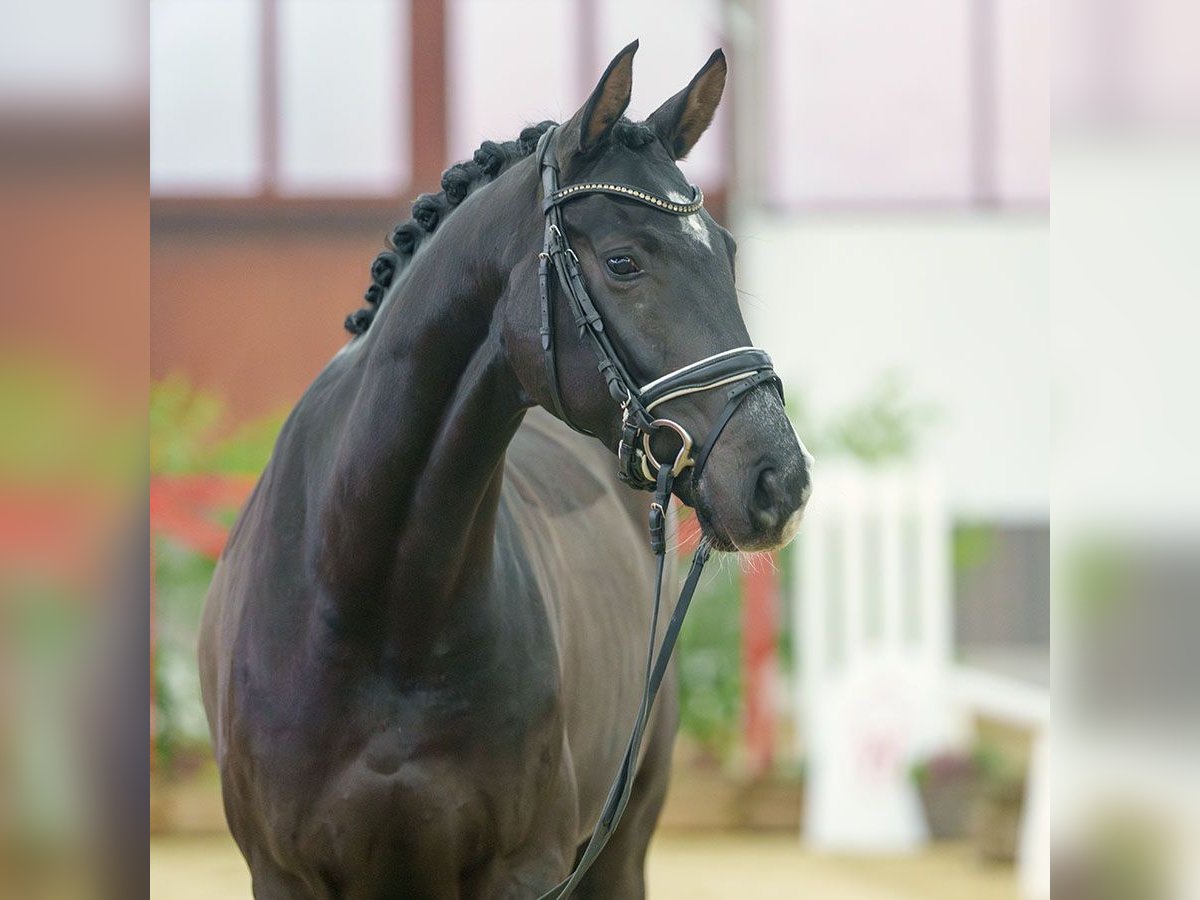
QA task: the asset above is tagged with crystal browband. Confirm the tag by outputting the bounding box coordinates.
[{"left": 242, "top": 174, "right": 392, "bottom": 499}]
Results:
[{"left": 542, "top": 182, "right": 704, "bottom": 215}]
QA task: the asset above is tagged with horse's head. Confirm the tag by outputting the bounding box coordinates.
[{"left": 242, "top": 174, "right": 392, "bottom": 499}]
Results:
[{"left": 506, "top": 42, "right": 811, "bottom": 552}]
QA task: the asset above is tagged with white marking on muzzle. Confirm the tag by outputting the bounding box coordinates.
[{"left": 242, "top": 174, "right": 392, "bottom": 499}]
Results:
[{"left": 778, "top": 503, "right": 806, "bottom": 546}]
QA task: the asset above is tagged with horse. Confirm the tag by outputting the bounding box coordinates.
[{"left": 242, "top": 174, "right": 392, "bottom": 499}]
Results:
[{"left": 199, "top": 41, "right": 811, "bottom": 899}]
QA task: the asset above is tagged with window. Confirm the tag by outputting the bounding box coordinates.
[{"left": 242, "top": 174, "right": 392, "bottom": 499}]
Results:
[
  {"left": 277, "top": 0, "right": 409, "bottom": 194},
  {"left": 446, "top": 0, "right": 582, "bottom": 164},
  {"left": 765, "top": 0, "right": 1049, "bottom": 210},
  {"left": 446, "top": 0, "right": 730, "bottom": 194},
  {"left": 768, "top": 0, "right": 973, "bottom": 207},
  {"left": 995, "top": 0, "right": 1048, "bottom": 203},
  {"left": 151, "top": 0, "right": 263, "bottom": 193},
  {"left": 592, "top": 0, "right": 728, "bottom": 189},
  {"left": 151, "top": 0, "right": 411, "bottom": 198}
]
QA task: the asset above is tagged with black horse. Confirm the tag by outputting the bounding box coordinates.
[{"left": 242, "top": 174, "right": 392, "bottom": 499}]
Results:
[{"left": 200, "top": 42, "right": 811, "bottom": 899}]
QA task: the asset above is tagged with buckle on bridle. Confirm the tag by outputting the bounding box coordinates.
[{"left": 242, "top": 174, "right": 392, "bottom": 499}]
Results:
[{"left": 641, "top": 418, "right": 695, "bottom": 479}]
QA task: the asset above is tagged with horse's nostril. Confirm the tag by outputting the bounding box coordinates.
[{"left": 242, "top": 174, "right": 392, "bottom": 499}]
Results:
[{"left": 750, "top": 466, "right": 782, "bottom": 530}]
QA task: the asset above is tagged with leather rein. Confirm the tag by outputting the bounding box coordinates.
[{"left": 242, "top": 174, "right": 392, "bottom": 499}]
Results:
[{"left": 534, "top": 126, "right": 782, "bottom": 898}]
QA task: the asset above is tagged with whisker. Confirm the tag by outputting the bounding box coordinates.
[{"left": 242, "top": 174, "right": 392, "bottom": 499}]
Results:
[{"left": 735, "top": 288, "right": 767, "bottom": 312}]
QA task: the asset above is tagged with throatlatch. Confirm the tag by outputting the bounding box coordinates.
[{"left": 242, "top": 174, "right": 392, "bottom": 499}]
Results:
[{"left": 534, "top": 126, "right": 783, "bottom": 898}]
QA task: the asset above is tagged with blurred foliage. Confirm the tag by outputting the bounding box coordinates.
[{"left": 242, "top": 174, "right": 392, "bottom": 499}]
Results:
[
  {"left": 953, "top": 523, "right": 998, "bottom": 575},
  {"left": 676, "top": 557, "right": 743, "bottom": 758},
  {"left": 153, "top": 538, "right": 217, "bottom": 768},
  {"left": 911, "top": 747, "right": 976, "bottom": 788},
  {"left": 1063, "top": 536, "right": 1133, "bottom": 625},
  {"left": 826, "top": 376, "right": 937, "bottom": 464},
  {"left": 972, "top": 739, "right": 1027, "bottom": 796},
  {"left": 910, "top": 740, "right": 1027, "bottom": 791},
  {"left": 789, "top": 371, "right": 939, "bottom": 466},
  {"left": 150, "top": 374, "right": 286, "bottom": 475},
  {"left": 151, "top": 375, "right": 284, "bottom": 767}
]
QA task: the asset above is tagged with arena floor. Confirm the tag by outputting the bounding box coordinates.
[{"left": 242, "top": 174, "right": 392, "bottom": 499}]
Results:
[{"left": 150, "top": 831, "right": 1018, "bottom": 899}]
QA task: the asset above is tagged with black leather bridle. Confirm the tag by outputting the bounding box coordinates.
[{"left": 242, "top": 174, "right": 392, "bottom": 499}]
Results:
[
  {"left": 534, "top": 126, "right": 783, "bottom": 898},
  {"left": 537, "top": 126, "right": 782, "bottom": 495}
]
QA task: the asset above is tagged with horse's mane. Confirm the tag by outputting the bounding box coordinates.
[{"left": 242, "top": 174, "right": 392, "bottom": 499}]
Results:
[{"left": 344, "top": 118, "right": 658, "bottom": 335}]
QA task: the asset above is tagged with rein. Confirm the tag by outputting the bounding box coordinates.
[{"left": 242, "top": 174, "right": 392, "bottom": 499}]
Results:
[{"left": 534, "top": 126, "right": 782, "bottom": 898}]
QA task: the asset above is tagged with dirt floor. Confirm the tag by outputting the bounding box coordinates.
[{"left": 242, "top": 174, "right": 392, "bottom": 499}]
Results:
[{"left": 150, "top": 831, "right": 1018, "bottom": 899}]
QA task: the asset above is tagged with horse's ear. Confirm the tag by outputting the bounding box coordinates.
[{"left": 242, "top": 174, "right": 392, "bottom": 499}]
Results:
[
  {"left": 647, "top": 49, "right": 726, "bottom": 160},
  {"left": 564, "top": 40, "right": 638, "bottom": 154}
]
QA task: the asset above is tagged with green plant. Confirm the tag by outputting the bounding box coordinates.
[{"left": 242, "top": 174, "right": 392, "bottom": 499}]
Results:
[
  {"left": 676, "top": 560, "right": 743, "bottom": 759},
  {"left": 149, "top": 375, "right": 225, "bottom": 475},
  {"left": 954, "top": 523, "right": 998, "bottom": 574},
  {"left": 822, "top": 372, "right": 939, "bottom": 465},
  {"left": 153, "top": 537, "right": 219, "bottom": 768},
  {"left": 787, "top": 371, "right": 938, "bottom": 467},
  {"left": 150, "top": 374, "right": 286, "bottom": 475},
  {"left": 911, "top": 748, "right": 976, "bottom": 788},
  {"left": 151, "top": 376, "right": 287, "bottom": 767},
  {"left": 969, "top": 740, "right": 1027, "bottom": 813},
  {"left": 971, "top": 741, "right": 1027, "bottom": 862},
  {"left": 911, "top": 748, "right": 979, "bottom": 840},
  {"left": 1063, "top": 536, "right": 1133, "bottom": 626}
]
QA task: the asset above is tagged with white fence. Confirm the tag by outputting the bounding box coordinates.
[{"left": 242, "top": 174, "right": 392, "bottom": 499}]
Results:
[{"left": 791, "top": 463, "right": 959, "bottom": 851}]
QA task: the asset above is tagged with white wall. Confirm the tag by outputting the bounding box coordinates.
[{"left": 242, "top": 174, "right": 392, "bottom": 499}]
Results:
[{"left": 737, "top": 213, "right": 1049, "bottom": 521}]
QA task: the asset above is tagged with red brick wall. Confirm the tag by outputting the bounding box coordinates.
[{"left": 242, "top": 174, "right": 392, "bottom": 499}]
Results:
[{"left": 151, "top": 209, "right": 390, "bottom": 424}]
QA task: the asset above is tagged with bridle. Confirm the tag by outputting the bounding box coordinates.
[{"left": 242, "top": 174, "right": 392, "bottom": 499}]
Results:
[
  {"left": 536, "top": 126, "right": 782, "bottom": 494},
  {"left": 534, "top": 126, "right": 783, "bottom": 898}
]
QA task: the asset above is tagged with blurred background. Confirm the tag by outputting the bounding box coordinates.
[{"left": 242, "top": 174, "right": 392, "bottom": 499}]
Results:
[{"left": 1, "top": 0, "right": 1197, "bottom": 897}]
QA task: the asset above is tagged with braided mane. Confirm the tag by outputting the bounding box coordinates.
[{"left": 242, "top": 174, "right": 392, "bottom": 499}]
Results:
[{"left": 344, "top": 118, "right": 658, "bottom": 335}]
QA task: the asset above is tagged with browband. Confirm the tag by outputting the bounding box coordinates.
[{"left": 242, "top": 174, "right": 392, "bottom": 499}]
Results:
[{"left": 543, "top": 181, "right": 704, "bottom": 215}]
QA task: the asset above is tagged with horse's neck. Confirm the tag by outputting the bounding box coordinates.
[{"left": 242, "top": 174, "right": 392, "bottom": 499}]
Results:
[{"left": 316, "top": 170, "right": 535, "bottom": 631}]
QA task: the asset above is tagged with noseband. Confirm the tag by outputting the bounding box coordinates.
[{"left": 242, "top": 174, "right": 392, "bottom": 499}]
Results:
[{"left": 534, "top": 126, "right": 784, "bottom": 898}]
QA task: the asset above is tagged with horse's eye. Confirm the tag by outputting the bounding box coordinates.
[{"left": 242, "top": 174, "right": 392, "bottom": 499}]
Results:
[{"left": 606, "top": 255, "right": 640, "bottom": 277}]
